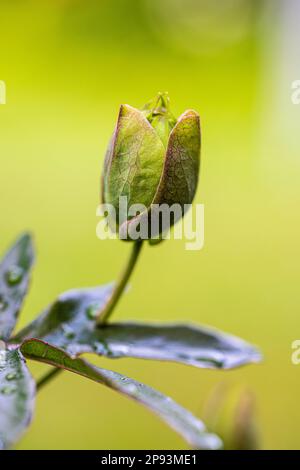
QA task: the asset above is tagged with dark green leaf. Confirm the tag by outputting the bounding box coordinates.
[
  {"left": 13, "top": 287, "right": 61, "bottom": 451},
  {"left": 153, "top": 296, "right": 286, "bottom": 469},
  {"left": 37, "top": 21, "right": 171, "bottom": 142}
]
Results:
[
  {"left": 0, "top": 344, "right": 35, "bottom": 449},
  {"left": 14, "top": 287, "right": 260, "bottom": 369},
  {"left": 21, "top": 339, "right": 222, "bottom": 450},
  {"left": 0, "top": 234, "right": 34, "bottom": 341}
]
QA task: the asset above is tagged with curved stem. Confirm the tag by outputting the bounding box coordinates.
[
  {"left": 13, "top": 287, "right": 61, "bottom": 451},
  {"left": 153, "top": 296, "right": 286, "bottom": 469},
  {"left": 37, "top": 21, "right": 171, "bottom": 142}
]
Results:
[
  {"left": 97, "top": 241, "right": 143, "bottom": 324},
  {"left": 37, "top": 241, "right": 144, "bottom": 389}
]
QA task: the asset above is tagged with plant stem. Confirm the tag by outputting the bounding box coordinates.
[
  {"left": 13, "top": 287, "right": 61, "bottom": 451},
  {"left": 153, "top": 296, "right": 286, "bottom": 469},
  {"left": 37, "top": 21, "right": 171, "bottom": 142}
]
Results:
[
  {"left": 37, "top": 241, "right": 143, "bottom": 389},
  {"left": 37, "top": 367, "right": 62, "bottom": 391},
  {"left": 97, "top": 241, "right": 143, "bottom": 324}
]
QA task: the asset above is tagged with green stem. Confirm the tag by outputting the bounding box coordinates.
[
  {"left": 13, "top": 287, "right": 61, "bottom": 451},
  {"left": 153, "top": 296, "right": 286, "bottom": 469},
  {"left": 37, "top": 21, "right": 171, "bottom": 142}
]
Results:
[
  {"left": 37, "top": 241, "right": 143, "bottom": 389},
  {"left": 97, "top": 241, "right": 143, "bottom": 324},
  {"left": 37, "top": 367, "right": 62, "bottom": 391}
]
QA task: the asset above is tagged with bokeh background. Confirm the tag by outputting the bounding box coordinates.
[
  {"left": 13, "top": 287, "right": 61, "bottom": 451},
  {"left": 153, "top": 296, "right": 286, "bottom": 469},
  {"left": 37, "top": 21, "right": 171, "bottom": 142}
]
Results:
[{"left": 0, "top": 0, "right": 299, "bottom": 450}]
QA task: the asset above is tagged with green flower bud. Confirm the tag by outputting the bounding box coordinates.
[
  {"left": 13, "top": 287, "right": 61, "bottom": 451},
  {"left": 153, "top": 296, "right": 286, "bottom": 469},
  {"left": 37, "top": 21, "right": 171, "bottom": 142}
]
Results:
[{"left": 102, "top": 93, "right": 201, "bottom": 240}]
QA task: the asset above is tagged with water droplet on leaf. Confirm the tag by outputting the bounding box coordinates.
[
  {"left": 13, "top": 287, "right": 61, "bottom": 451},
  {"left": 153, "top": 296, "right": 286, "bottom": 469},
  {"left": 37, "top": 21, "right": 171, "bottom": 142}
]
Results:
[
  {"left": 0, "top": 296, "right": 7, "bottom": 312},
  {"left": 62, "top": 325, "right": 75, "bottom": 340},
  {"left": 5, "top": 265, "right": 24, "bottom": 286},
  {"left": 93, "top": 340, "right": 113, "bottom": 356},
  {"left": 124, "top": 383, "right": 137, "bottom": 394},
  {"left": 5, "top": 372, "right": 17, "bottom": 381},
  {"left": 86, "top": 303, "right": 99, "bottom": 320},
  {"left": 1, "top": 385, "right": 16, "bottom": 395}
]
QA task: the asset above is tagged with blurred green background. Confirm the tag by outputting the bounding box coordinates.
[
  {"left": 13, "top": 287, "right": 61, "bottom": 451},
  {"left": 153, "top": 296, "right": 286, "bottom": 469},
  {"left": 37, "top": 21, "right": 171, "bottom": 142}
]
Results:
[{"left": 0, "top": 0, "right": 299, "bottom": 449}]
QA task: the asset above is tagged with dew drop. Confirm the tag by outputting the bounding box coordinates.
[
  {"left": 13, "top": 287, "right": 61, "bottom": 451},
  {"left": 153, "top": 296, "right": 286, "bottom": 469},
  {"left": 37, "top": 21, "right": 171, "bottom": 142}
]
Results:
[
  {"left": 92, "top": 341, "right": 105, "bottom": 354},
  {"left": 1, "top": 386, "right": 16, "bottom": 395},
  {"left": 5, "top": 372, "right": 17, "bottom": 381},
  {"left": 0, "top": 296, "right": 7, "bottom": 312},
  {"left": 62, "top": 325, "right": 75, "bottom": 340},
  {"left": 124, "top": 383, "right": 137, "bottom": 394},
  {"left": 93, "top": 340, "right": 112, "bottom": 356},
  {"left": 86, "top": 303, "right": 99, "bottom": 320},
  {"left": 5, "top": 265, "right": 24, "bottom": 286}
]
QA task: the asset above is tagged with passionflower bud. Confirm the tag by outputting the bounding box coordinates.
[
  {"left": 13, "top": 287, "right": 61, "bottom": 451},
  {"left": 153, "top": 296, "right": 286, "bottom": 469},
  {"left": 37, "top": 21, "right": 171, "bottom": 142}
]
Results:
[{"left": 102, "top": 93, "right": 201, "bottom": 241}]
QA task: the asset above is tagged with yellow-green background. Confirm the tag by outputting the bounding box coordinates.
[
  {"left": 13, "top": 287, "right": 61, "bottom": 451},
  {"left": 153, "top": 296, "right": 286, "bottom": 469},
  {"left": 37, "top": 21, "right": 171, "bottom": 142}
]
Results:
[{"left": 0, "top": 0, "right": 299, "bottom": 449}]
